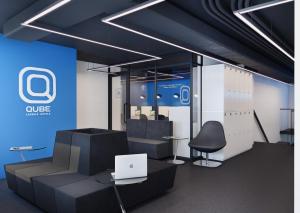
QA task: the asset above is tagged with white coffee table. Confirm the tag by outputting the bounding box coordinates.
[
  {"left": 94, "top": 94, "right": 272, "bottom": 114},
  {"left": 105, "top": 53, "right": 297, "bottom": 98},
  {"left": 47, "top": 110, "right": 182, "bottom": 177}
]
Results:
[{"left": 162, "top": 136, "right": 188, "bottom": 165}]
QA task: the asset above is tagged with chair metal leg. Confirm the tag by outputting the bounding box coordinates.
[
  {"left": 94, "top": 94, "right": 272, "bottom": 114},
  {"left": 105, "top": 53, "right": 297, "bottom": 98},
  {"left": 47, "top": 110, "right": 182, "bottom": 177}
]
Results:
[{"left": 193, "top": 153, "right": 223, "bottom": 168}]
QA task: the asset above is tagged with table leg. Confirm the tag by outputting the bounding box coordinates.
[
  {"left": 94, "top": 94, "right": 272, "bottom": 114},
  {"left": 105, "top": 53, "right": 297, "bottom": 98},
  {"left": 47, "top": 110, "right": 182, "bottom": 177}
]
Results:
[
  {"left": 174, "top": 140, "right": 178, "bottom": 161},
  {"left": 168, "top": 139, "right": 185, "bottom": 165},
  {"left": 112, "top": 183, "right": 126, "bottom": 213},
  {"left": 20, "top": 151, "right": 26, "bottom": 161}
]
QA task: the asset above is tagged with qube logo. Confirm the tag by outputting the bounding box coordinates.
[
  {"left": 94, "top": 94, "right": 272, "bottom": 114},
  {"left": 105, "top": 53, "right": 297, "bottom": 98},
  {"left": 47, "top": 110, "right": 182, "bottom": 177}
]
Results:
[
  {"left": 180, "top": 85, "right": 190, "bottom": 105},
  {"left": 19, "top": 67, "right": 56, "bottom": 104}
]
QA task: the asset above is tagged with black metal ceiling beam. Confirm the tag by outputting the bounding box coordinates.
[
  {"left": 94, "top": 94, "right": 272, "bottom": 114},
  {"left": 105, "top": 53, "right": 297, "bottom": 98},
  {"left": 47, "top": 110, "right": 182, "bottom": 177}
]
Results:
[
  {"left": 3, "top": 0, "right": 55, "bottom": 40},
  {"left": 118, "top": 1, "right": 293, "bottom": 82}
]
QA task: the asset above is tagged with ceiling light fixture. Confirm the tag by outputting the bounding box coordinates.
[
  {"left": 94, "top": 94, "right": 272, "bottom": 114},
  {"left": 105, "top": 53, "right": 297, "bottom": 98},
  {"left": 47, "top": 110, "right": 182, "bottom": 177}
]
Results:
[
  {"left": 102, "top": 0, "right": 293, "bottom": 85},
  {"left": 233, "top": 0, "right": 294, "bottom": 61},
  {"left": 22, "top": 0, "right": 72, "bottom": 25},
  {"left": 103, "top": 0, "right": 166, "bottom": 22},
  {"left": 24, "top": 24, "right": 160, "bottom": 61},
  {"left": 21, "top": 0, "right": 160, "bottom": 68},
  {"left": 236, "top": 0, "right": 294, "bottom": 14},
  {"left": 173, "top": 93, "right": 180, "bottom": 99}
]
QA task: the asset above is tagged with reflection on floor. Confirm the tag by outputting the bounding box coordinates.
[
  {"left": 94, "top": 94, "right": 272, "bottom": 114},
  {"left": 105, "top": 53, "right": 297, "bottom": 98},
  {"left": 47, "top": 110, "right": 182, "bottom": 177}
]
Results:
[{"left": 0, "top": 142, "right": 293, "bottom": 213}]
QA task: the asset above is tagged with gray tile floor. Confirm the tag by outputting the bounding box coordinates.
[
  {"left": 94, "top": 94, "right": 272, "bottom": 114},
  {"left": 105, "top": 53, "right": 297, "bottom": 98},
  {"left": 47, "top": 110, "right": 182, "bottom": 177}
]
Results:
[{"left": 0, "top": 142, "right": 293, "bottom": 213}]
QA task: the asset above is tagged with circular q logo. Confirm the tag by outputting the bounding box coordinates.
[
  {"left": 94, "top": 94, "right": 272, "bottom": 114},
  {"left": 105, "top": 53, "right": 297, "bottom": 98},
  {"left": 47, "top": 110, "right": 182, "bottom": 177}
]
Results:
[
  {"left": 19, "top": 67, "right": 56, "bottom": 104},
  {"left": 180, "top": 85, "right": 190, "bottom": 105}
]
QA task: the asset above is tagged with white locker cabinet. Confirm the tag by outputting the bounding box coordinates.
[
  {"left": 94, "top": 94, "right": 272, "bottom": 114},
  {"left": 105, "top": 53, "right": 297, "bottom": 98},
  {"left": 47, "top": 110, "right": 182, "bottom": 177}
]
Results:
[{"left": 203, "top": 64, "right": 254, "bottom": 161}]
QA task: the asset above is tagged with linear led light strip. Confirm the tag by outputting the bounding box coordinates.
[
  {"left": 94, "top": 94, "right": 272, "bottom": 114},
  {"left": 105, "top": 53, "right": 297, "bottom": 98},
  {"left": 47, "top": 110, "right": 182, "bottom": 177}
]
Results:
[
  {"left": 234, "top": 0, "right": 294, "bottom": 61},
  {"left": 125, "top": 77, "right": 184, "bottom": 83},
  {"left": 23, "top": 0, "right": 71, "bottom": 25},
  {"left": 236, "top": 0, "right": 294, "bottom": 14},
  {"left": 148, "top": 70, "right": 184, "bottom": 78},
  {"left": 86, "top": 57, "right": 159, "bottom": 72},
  {"left": 21, "top": 0, "right": 161, "bottom": 69},
  {"left": 102, "top": 0, "right": 293, "bottom": 85},
  {"left": 20, "top": 0, "right": 292, "bottom": 85}
]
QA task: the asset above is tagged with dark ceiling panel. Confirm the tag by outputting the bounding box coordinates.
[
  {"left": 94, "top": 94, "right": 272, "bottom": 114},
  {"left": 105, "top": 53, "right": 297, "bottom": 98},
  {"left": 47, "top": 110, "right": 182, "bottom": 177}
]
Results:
[
  {"left": 41, "top": 14, "right": 180, "bottom": 65},
  {"left": 115, "top": 1, "right": 293, "bottom": 82},
  {"left": 0, "top": 0, "right": 294, "bottom": 83},
  {"left": 0, "top": 0, "right": 36, "bottom": 33},
  {"left": 38, "top": 0, "right": 138, "bottom": 28},
  {"left": 169, "top": 0, "right": 293, "bottom": 68},
  {"left": 251, "top": 1, "right": 294, "bottom": 50},
  {"left": 42, "top": 32, "right": 147, "bottom": 65}
]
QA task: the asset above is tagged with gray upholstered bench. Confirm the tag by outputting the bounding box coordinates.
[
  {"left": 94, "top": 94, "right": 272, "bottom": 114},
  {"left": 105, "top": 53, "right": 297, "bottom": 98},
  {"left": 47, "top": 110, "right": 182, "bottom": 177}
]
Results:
[
  {"left": 32, "top": 173, "right": 88, "bottom": 212},
  {"left": 4, "top": 128, "right": 177, "bottom": 213},
  {"left": 127, "top": 119, "right": 173, "bottom": 159},
  {"left": 54, "top": 160, "right": 177, "bottom": 213},
  {"left": 128, "top": 137, "right": 172, "bottom": 159}
]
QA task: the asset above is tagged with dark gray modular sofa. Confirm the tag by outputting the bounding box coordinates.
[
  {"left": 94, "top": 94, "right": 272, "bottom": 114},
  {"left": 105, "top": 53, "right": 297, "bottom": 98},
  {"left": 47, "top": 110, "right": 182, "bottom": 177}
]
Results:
[
  {"left": 127, "top": 119, "right": 173, "bottom": 159},
  {"left": 4, "top": 128, "right": 177, "bottom": 213}
]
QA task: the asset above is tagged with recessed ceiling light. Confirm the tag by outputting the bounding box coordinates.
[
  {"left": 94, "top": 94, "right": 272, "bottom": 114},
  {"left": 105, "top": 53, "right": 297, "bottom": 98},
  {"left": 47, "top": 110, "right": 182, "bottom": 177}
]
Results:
[{"left": 173, "top": 93, "right": 180, "bottom": 99}]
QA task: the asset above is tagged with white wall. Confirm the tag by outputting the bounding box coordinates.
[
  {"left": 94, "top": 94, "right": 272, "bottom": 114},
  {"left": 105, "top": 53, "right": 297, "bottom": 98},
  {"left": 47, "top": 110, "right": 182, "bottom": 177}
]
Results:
[
  {"left": 202, "top": 64, "right": 254, "bottom": 161},
  {"left": 168, "top": 107, "right": 190, "bottom": 158},
  {"left": 112, "top": 76, "right": 123, "bottom": 130},
  {"left": 77, "top": 61, "right": 108, "bottom": 129},
  {"left": 202, "top": 64, "right": 225, "bottom": 124},
  {"left": 202, "top": 64, "right": 225, "bottom": 160},
  {"left": 223, "top": 65, "right": 254, "bottom": 159},
  {"left": 253, "top": 75, "right": 294, "bottom": 143}
]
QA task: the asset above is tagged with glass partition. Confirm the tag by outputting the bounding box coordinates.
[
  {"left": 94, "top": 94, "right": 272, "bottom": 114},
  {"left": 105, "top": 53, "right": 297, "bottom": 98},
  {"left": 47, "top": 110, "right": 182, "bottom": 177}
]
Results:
[
  {"left": 156, "top": 64, "right": 191, "bottom": 121},
  {"left": 130, "top": 68, "right": 156, "bottom": 120},
  {"left": 111, "top": 55, "right": 204, "bottom": 158}
]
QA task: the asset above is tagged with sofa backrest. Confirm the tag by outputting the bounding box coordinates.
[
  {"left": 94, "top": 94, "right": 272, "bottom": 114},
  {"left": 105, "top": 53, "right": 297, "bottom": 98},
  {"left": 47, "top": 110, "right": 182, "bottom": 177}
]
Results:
[
  {"left": 127, "top": 119, "right": 173, "bottom": 140},
  {"left": 146, "top": 120, "right": 173, "bottom": 140},
  {"left": 70, "top": 128, "right": 108, "bottom": 134},
  {"left": 127, "top": 119, "right": 147, "bottom": 138},
  {"left": 89, "top": 131, "right": 128, "bottom": 174},
  {"left": 53, "top": 131, "right": 73, "bottom": 168},
  {"left": 71, "top": 129, "right": 128, "bottom": 175}
]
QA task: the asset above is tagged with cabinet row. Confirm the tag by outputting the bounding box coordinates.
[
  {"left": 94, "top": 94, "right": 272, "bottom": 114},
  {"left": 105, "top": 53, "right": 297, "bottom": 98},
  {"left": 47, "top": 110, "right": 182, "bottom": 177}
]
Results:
[{"left": 224, "top": 65, "right": 253, "bottom": 94}]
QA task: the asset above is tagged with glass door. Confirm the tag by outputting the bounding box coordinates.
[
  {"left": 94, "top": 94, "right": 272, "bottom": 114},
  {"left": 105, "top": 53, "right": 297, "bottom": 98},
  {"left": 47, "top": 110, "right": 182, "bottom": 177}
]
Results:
[
  {"left": 129, "top": 67, "right": 156, "bottom": 120},
  {"left": 111, "top": 70, "right": 127, "bottom": 131}
]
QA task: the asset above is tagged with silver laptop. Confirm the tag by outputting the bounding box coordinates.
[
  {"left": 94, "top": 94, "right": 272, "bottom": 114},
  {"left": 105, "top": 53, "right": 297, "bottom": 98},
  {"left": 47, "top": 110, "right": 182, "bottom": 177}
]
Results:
[{"left": 114, "top": 154, "right": 147, "bottom": 180}]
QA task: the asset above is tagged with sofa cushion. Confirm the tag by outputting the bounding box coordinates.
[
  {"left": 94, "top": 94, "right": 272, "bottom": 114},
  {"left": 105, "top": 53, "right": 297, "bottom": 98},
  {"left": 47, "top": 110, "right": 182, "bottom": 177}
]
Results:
[
  {"left": 128, "top": 137, "right": 172, "bottom": 159},
  {"left": 54, "top": 160, "right": 177, "bottom": 213},
  {"left": 32, "top": 173, "right": 88, "bottom": 213},
  {"left": 15, "top": 163, "right": 66, "bottom": 183},
  {"left": 4, "top": 157, "right": 52, "bottom": 192},
  {"left": 15, "top": 163, "right": 68, "bottom": 202},
  {"left": 118, "top": 159, "right": 177, "bottom": 207},
  {"left": 55, "top": 177, "right": 119, "bottom": 213},
  {"left": 128, "top": 137, "right": 167, "bottom": 145}
]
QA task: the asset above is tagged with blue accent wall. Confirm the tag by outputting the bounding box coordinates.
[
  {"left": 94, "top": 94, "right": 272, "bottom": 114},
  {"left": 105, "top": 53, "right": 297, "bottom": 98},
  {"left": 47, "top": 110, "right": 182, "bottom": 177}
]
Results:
[{"left": 0, "top": 35, "right": 76, "bottom": 178}]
